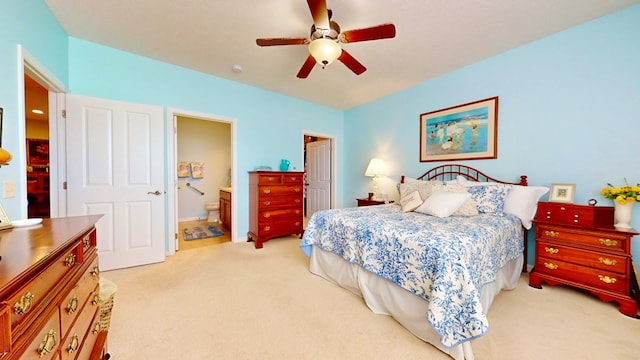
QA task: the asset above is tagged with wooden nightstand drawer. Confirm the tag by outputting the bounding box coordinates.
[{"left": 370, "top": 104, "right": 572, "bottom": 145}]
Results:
[
  {"left": 536, "top": 224, "right": 628, "bottom": 252},
  {"left": 536, "top": 241, "right": 627, "bottom": 274}
]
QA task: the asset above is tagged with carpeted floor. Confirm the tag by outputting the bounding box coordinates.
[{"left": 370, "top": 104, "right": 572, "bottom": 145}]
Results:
[{"left": 103, "top": 236, "right": 640, "bottom": 360}]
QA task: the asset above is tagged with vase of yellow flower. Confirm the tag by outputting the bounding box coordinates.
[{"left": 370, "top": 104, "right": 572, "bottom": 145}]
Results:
[{"left": 600, "top": 180, "right": 640, "bottom": 229}]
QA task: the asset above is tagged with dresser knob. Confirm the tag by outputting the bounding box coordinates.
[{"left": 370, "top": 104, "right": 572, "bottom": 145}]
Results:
[{"left": 64, "top": 253, "right": 76, "bottom": 267}]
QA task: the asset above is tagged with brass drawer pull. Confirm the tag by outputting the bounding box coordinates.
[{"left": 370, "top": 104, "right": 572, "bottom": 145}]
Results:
[
  {"left": 66, "top": 297, "right": 79, "bottom": 314},
  {"left": 263, "top": 226, "right": 271, "bottom": 231},
  {"left": 64, "top": 253, "right": 76, "bottom": 267},
  {"left": 599, "top": 238, "right": 617, "bottom": 247},
  {"left": 544, "top": 247, "right": 559, "bottom": 255},
  {"left": 263, "top": 213, "right": 271, "bottom": 218},
  {"left": 66, "top": 334, "right": 80, "bottom": 354},
  {"left": 544, "top": 262, "right": 558, "bottom": 270},
  {"left": 92, "top": 321, "right": 101, "bottom": 334},
  {"left": 289, "top": 177, "right": 297, "bottom": 181},
  {"left": 295, "top": 210, "right": 301, "bottom": 215},
  {"left": 37, "top": 329, "right": 57, "bottom": 358},
  {"left": 294, "top": 188, "right": 301, "bottom": 193},
  {"left": 262, "top": 201, "right": 271, "bottom": 206},
  {"left": 598, "top": 257, "right": 617, "bottom": 266},
  {"left": 267, "top": 177, "right": 275, "bottom": 182},
  {"left": 92, "top": 293, "right": 100, "bottom": 306},
  {"left": 294, "top": 221, "right": 301, "bottom": 226},
  {"left": 295, "top": 199, "right": 301, "bottom": 203},
  {"left": 91, "top": 266, "right": 100, "bottom": 278},
  {"left": 263, "top": 189, "right": 271, "bottom": 194},
  {"left": 598, "top": 275, "right": 617, "bottom": 284},
  {"left": 14, "top": 292, "right": 36, "bottom": 315},
  {"left": 544, "top": 231, "right": 559, "bottom": 237}
]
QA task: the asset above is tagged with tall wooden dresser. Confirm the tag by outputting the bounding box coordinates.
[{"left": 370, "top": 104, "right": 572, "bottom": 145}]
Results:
[
  {"left": 529, "top": 202, "right": 638, "bottom": 317},
  {"left": 0, "top": 215, "right": 109, "bottom": 359},
  {"left": 248, "top": 171, "right": 304, "bottom": 249}
]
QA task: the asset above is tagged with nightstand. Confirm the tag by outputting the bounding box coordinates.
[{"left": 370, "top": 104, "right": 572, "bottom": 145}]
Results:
[
  {"left": 529, "top": 201, "right": 639, "bottom": 317},
  {"left": 356, "top": 198, "right": 392, "bottom": 207}
]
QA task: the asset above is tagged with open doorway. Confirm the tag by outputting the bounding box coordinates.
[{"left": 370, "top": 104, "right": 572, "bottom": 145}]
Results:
[
  {"left": 303, "top": 133, "right": 335, "bottom": 221},
  {"left": 167, "top": 108, "right": 238, "bottom": 254},
  {"left": 24, "top": 75, "right": 50, "bottom": 218}
]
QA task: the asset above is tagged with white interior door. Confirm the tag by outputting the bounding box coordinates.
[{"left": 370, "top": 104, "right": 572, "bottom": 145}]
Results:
[
  {"left": 306, "top": 139, "right": 331, "bottom": 218},
  {"left": 66, "top": 94, "right": 166, "bottom": 271}
]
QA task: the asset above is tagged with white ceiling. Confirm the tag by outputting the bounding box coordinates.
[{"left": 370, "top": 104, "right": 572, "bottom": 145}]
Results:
[{"left": 43, "top": 0, "right": 639, "bottom": 110}]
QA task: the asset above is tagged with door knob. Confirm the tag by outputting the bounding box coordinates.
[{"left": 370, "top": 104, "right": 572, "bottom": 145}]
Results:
[{"left": 147, "top": 190, "right": 164, "bottom": 195}]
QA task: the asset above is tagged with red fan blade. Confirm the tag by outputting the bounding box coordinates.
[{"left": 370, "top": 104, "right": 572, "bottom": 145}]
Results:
[
  {"left": 297, "top": 55, "right": 317, "bottom": 79},
  {"left": 307, "top": 0, "right": 329, "bottom": 30},
  {"left": 338, "top": 49, "right": 366, "bottom": 75},
  {"left": 340, "top": 23, "right": 396, "bottom": 43},
  {"left": 256, "top": 38, "right": 309, "bottom": 47}
]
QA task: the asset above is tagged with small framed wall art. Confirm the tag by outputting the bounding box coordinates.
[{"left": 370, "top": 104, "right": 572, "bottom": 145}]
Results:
[{"left": 549, "top": 183, "right": 576, "bottom": 203}]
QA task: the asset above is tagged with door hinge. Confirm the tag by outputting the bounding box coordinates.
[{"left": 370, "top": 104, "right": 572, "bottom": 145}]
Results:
[
  {"left": 63, "top": 181, "right": 67, "bottom": 190},
  {"left": 61, "top": 109, "right": 67, "bottom": 118},
  {"left": 175, "top": 233, "right": 178, "bottom": 240}
]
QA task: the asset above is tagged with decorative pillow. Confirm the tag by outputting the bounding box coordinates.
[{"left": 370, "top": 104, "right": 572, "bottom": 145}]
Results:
[
  {"left": 466, "top": 184, "right": 512, "bottom": 214},
  {"left": 503, "top": 185, "right": 550, "bottom": 229},
  {"left": 399, "top": 178, "right": 440, "bottom": 201},
  {"left": 414, "top": 190, "right": 471, "bottom": 218},
  {"left": 400, "top": 190, "right": 424, "bottom": 213}
]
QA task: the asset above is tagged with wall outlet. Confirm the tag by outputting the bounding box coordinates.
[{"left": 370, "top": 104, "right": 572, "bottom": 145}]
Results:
[{"left": 3, "top": 181, "right": 16, "bottom": 198}]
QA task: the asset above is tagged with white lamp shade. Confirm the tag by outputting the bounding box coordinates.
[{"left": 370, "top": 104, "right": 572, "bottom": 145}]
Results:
[
  {"left": 308, "top": 38, "right": 342, "bottom": 66},
  {"left": 365, "top": 158, "right": 386, "bottom": 177}
]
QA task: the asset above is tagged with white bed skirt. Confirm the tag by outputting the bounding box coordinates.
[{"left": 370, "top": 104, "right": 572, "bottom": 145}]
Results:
[{"left": 309, "top": 246, "right": 524, "bottom": 360}]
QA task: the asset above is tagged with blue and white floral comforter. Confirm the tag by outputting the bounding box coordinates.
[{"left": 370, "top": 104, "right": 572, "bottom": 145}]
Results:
[{"left": 300, "top": 204, "right": 523, "bottom": 348}]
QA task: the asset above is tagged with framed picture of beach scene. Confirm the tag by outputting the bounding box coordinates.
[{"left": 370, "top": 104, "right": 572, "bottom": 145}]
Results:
[{"left": 419, "top": 96, "right": 498, "bottom": 162}]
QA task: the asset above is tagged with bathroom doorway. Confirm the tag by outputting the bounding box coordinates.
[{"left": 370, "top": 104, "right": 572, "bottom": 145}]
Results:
[
  {"left": 171, "top": 112, "right": 236, "bottom": 252},
  {"left": 303, "top": 132, "right": 335, "bottom": 221}
]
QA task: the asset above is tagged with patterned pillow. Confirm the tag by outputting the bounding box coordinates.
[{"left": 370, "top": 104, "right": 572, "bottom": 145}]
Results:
[
  {"left": 400, "top": 190, "right": 423, "bottom": 213},
  {"left": 466, "top": 184, "right": 512, "bottom": 214}
]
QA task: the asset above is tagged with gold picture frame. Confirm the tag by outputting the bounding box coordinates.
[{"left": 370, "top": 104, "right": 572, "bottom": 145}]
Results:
[{"left": 0, "top": 202, "right": 12, "bottom": 230}]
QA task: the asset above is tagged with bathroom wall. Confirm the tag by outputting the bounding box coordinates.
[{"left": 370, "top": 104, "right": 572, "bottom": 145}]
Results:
[{"left": 177, "top": 116, "right": 231, "bottom": 221}]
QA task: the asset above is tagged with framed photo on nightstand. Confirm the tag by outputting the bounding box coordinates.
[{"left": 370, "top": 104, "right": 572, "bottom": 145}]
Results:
[{"left": 549, "top": 183, "right": 576, "bottom": 203}]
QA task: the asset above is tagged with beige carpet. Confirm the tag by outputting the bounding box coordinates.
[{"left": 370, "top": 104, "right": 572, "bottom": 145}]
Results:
[{"left": 103, "top": 236, "right": 640, "bottom": 360}]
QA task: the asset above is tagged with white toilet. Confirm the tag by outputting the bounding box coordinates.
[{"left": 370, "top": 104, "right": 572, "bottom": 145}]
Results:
[{"left": 205, "top": 202, "right": 220, "bottom": 223}]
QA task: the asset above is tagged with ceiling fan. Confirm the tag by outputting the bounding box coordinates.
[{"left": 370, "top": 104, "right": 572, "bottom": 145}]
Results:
[{"left": 256, "top": 0, "right": 396, "bottom": 79}]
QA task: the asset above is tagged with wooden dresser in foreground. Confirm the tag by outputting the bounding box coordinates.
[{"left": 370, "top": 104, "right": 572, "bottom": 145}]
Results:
[
  {"left": 248, "top": 171, "right": 304, "bottom": 249},
  {"left": 529, "top": 202, "right": 638, "bottom": 317},
  {"left": 0, "top": 215, "right": 108, "bottom": 359}
]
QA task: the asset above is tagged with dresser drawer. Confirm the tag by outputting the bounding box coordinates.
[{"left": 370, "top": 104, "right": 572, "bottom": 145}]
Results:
[
  {"left": 60, "top": 257, "right": 100, "bottom": 338},
  {"left": 77, "top": 228, "right": 97, "bottom": 263},
  {"left": 257, "top": 174, "right": 284, "bottom": 185},
  {"left": 257, "top": 185, "right": 303, "bottom": 197},
  {"left": 257, "top": 196, "right": 303, "bottom": 210},
  {"left": 536, "top": 202, "right": 613, "bottom": 228},
  {"left": 74, "top": 312, "right": 102, "bottom": 360},
  {"left": 8, "top": 242, "right": 84, "bottom": 330},
  {"left": 536, "top": 224, "right": 627, "bottom": 252},
  {"left": 258, "top": 220, "right": 304, "bottom": 237},
  {"left": 258, "top": 208, "right": 303, "bottom": 223},
  {"left": 536, "top": 241, "right": 627, "bottom": 274},
  {"left": 534, "top": 256, "right": 628, "bottom": 294},
  {"left": 282, "top": 173, "right": 303, "bottom": 184},
  {"left": 23, "top": 309, "right": 60, "bottom": 360},
  {"left": 60, "top": 290, "right": 100, "bottom": 360}
]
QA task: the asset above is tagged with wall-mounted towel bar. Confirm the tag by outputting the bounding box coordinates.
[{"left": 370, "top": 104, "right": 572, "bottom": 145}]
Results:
[{"left": 186, "top": 182, "right": 205, "bottom": 196}]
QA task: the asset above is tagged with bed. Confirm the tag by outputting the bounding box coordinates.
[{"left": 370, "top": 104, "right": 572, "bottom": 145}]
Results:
[{"left": 301, "top": 164, "right": 549, "bottom": 360}]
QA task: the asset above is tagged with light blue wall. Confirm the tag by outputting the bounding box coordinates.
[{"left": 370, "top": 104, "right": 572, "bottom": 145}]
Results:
[
  {"left": 67, "top": 38, "right": 344, "bottom": 239},
  {"left": 0, "top": 1, "right": 68, "bottom": 217},
  {"left": 344, "top": 5, "right": 640, "bottom": 264}
]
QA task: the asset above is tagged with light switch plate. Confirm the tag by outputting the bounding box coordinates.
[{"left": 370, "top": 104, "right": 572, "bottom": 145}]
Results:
[{"left": 3, "top": 180, "right": 16, "bottom": 198}]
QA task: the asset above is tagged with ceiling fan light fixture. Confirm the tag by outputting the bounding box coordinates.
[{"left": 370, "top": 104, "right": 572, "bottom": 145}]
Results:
[{"left": 308, "top": 38, "right": 342, "bottom": 68}]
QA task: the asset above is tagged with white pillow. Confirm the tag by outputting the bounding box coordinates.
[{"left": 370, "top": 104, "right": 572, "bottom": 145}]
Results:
[
  {"left": 503, "top": 185, "right": 550, "bottom": 229},
  {"left": 439, "top": 183, "right": 478, "bottom": 216},
  {"left": 400, "top": 190, "right": 423, "bottom": 213},
  {"left": 415, "top": 190, "right": 471, "bottom": 218},
  {"left": 399, "top": 178, "right": 440, "bottom": 200}
]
